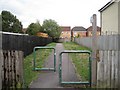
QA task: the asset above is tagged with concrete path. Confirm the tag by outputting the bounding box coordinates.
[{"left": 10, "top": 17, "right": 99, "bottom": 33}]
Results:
[{"left": 29, "top": 43, "right": 79, "bottom": 88}]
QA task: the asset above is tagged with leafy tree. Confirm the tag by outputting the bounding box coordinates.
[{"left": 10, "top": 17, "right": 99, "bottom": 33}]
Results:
[
  {"left": 1, "top": 10, "right": 23, "bottom": 33},
  {"left": 42, "top": 19, "right": 61, "bottom": 39},
  {"left": 27, "top": 21, "right": 41, "bottom": 35},
  {"left": 0, "top": 14, "right": 2, "bottom": 30}
]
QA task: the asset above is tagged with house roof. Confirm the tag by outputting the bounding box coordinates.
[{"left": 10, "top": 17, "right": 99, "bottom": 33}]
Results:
[
  {"left": 60, "top": 26, "right": 71, "bottom": 31},
  {"left": 99, "top": 1, "right": 114, "bottom": 12},
  {"left": 72, "top": 26, "right": 86, "bottom": 31},
  {"left": 86, "top": 26, "right": 101, "bottom": 31}
]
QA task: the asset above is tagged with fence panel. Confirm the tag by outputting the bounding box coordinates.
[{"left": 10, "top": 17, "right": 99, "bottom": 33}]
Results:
[
  {"left": 1, "top": 50, "right": 24, "bottom": 89},
  {"left": 2, "top": 33, "right": 52, "bottom": 56},
  {"left": 75, "top": 35, "right": 119, "bottom": 88}
]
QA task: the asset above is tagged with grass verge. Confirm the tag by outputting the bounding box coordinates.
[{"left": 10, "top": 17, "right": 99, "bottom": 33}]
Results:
[
  {"left": 63, "top": 42, "right": 91, "bottom": 81},
  {"left": 23, "top": 42, "right": 56, "bottom": 87}
]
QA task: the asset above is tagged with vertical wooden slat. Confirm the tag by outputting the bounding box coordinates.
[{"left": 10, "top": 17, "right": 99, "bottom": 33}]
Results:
[
  {"left": 103, "top": 50, "right": 107, "bottom": 88},
  {"left": 15, "top": 51, "right": 19, "bottom": 85},
  {"left": 7, "top": 51, "right": 10, "bottom": 87},
  {"left": 97, "top": 50, "right": 104, "bottom": 87},
  {"left": 0, "top": 50, "right": 3, "bottom": 89},
  {"left": 107, "top": 50, "right": 110, "bottom": 88},
  {"left": 3, "top": 51, "right": 7, "bottom": 88},
  {"left": 118, "top": 51, "right": 120, "bottom": 89},
  {"left": 111, "top": 51, "right": 115, "bottom": 88},
  {"left": 18, "top": 51, "right": 24, "bottom": 87},
  {"left": 10, "top": 50, "right": 13, "bottom": 87},
  {"left": 14, "top": 51, "right": 17, "bottom": 88},
  {"left": 12, "top": 50, "right": 15, "bottom": 88},
  {"left": 114, "top": 51, "right": 118, "bottom": 88},
  {"left": 109, "top": 50, "right": 112, "bottom": 88}
]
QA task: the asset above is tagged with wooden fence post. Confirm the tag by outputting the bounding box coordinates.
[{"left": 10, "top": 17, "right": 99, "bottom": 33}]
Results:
[
  {"left": 0, "top": 14, "right": 2, "bottom": 90},
  {"left": 18, "top": 51, "right": 24, "bottom": 87},
  {"left": 91, "top": 14, "right": 97, "bottom": 86},
  {"left": 118, "top": 45, "right": 120, "bottom": 89},
  {"left": 0, "top": 50, "right": 3, "bottom": 90}
]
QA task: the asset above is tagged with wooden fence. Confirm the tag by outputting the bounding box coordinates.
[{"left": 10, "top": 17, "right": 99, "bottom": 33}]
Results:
[
  {"left": 1, "top": 50, "right": 24, "bottom": 89},
  {"left": 74, "top": 35, "right": 120, "bottom": 88},
  {"left": 2, "top": 33, "right": 52, "bottom": 57},
  {"left": 97, "top": 50, "right": 119, "bottom": 88},
  {"left": 0, "top": 32, "right": 53, "bottom": 89}
]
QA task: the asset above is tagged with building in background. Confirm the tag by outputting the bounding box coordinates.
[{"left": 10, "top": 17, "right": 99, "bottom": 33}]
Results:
[
  {"left": 86, "top": 26, "right": 101, "bottom": 37},
  {"left": 22, "top": 28, "right": 27, "bottom": 34},
  {"left": 99, "top": 1, "right": 120, "bottom": 35},
  {"left": 60, "top": 26, "right": 71, "bottom": 38},
  {"left": 71, "top": 26, "right": 86, "bottom": 38}
]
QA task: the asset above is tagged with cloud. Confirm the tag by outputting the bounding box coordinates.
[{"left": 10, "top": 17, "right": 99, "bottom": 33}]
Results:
[
  {"left": 0, "top": 0, "right": 24, "bottom": 15},
  {"left": 0, "top": 0, "right": 110, "bottom": 28}
]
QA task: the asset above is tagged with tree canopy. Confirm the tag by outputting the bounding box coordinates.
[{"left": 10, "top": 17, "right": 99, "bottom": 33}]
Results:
[
  {"left": 1, "top": 10, "right": 23, "bottom": 33},
  {"left": 42, "top": 19, "right": 61, "bottom": 39},
  {"left": 27, "top": 21, "right": 41, "bottom": 35}
]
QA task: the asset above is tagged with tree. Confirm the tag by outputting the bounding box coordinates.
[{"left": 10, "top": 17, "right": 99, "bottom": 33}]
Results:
[
  {"left": 42, "top": 19, "right": 61, "bottom": 40},
  {"left": 27, "top": 21, "right": 41, "bottom": 35},
  {"left": 0, "top": 14, "right": 2, "bottom": 30},
  {"left": 1, "top": 10, "right": 23, "bottom": 33}
]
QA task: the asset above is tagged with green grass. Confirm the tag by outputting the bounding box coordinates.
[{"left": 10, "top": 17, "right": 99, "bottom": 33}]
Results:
[
  {"left": 63, "top": 42, "right": 91, "bottom": 51},
  {"left": 23, "top": 42, "right": 56, "bottom": 87},
  {"left": 63, "top": 42, "right": 91, "bottom": 81}
]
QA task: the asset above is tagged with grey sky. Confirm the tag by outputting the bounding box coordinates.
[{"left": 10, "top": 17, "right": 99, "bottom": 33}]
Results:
[{"left": 0, "top": 0, "right": 110, "bottom": 28}]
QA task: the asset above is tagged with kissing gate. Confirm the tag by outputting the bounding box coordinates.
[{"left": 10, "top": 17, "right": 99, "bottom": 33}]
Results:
[
  {"left": 33, "top": 46, "right": 92, "bottom": 87},
  {"left": 59, "top": 50, "right": 91, "bottom": 86}
]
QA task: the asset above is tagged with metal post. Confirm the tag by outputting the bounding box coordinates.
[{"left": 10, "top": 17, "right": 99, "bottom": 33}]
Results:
[
  {"left": 33, "top": 48, "right": 36, "bottom": 71},
  {"left": 59, "top": 53, "right": 62, "bottom": 84},
  {"left": 91, "top": 14, "right": 97, "bottom": 86},
  {"left": 54, "top": 49, "right": 56, "bottom": 72}
]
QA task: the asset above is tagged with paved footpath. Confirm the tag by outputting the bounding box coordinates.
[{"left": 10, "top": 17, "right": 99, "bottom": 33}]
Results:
[{"left": 29, "top": 43, "right": 79, "bottom": 88}]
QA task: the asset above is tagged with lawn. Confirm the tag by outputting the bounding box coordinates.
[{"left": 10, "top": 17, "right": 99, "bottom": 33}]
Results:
[
  {"left": 23, "top": 42, "right": 56, "bottom": 87},
  {"left": 63, "top": 42, "right": 91, "bottom": 81}
]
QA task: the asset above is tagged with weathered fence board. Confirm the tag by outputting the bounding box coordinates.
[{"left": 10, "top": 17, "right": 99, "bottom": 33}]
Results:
[{"left": 1, "top": 50, "right": 24, "bottom": 89}]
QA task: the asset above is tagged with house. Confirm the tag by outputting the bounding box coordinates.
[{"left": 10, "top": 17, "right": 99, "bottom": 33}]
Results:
[
  {"left": 71, "top": 26, "right": 87, "bottom": 38},
  {"left": 99, "top": 0, "right": 120, "bottom": 35},
  {"left": 60, "top": 26, "right": 71, "bottom": 39},
  {"left": 22, "top": 28, "right": 27, "bottom": 34},
  {"left": 86, "top": 26, "right": 101, "bottom": 37}
]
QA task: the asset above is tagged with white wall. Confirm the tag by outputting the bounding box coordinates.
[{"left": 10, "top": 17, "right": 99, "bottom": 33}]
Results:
[
  {"left": 101, "top": 3, "right": 118, "bottom": 34},
  {"left": 118, "top": 1, "right": 120, "bottom": 34}
]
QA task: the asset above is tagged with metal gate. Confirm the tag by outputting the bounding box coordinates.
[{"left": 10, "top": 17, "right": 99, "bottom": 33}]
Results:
[
  {"left": 33, "top": 46, "right": 56, "bottom": 72},
  {"left": 59, "top": 50, "right": 91, "bottom": 86}
]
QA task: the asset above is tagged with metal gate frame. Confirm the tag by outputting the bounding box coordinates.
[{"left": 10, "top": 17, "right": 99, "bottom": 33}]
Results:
[
  {"left": 59, "top": 50, "right": 91, "bottom": 86},
  {"left": 33, "top": 46, "right": 56, "bottom": 72}
]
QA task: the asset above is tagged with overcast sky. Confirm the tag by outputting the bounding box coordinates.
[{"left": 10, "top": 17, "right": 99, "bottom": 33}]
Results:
[{"left": 0, "top": 0, "right": 110, "bottom": 28}]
